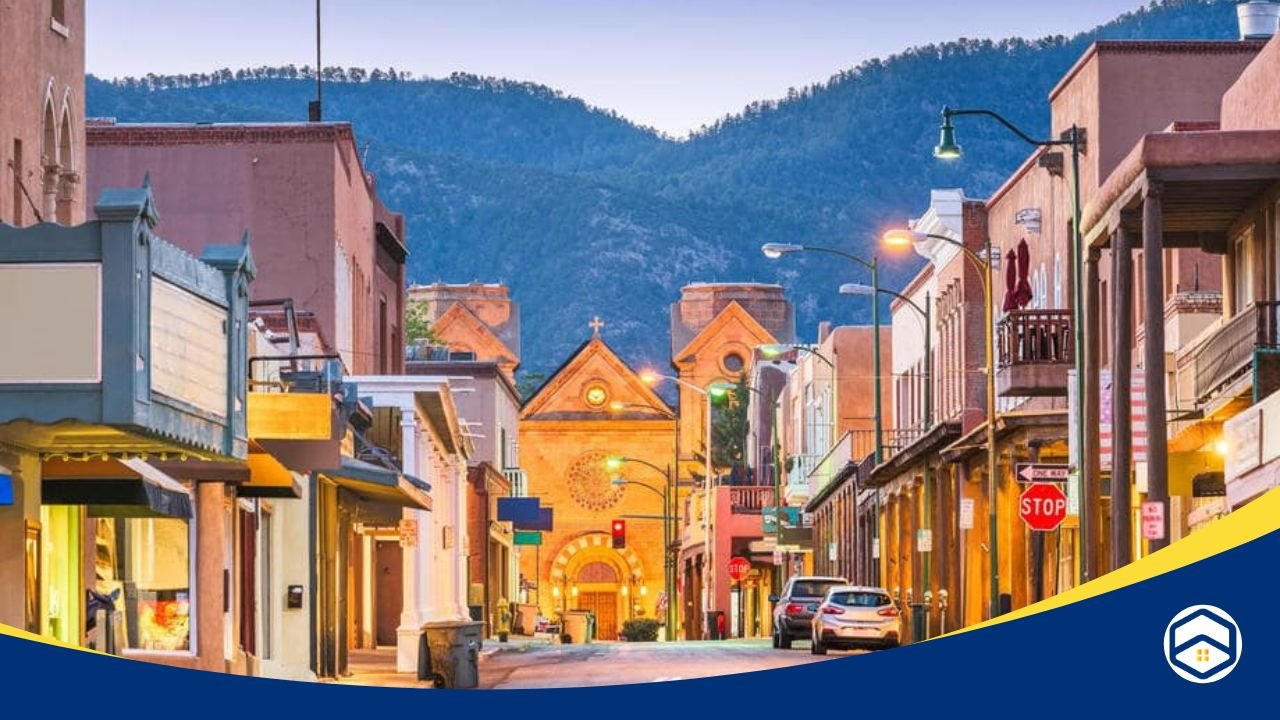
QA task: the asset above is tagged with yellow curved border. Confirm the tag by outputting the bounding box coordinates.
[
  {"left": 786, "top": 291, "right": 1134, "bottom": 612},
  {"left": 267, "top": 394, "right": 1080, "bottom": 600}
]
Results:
[{"left": 950, "top": 485, "right": 1280, "bottom": 635}]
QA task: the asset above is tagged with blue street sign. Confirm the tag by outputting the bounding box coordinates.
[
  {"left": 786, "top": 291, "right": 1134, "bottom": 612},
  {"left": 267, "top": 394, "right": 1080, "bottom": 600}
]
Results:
[{"left": 0, "top": 474, "right": 12, "bottom": 506}]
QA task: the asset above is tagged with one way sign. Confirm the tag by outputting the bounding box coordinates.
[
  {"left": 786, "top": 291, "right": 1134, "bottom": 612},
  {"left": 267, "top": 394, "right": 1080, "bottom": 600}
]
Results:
[{"left": 1016, "top": 463, "right": 1069, "bottom": 483}]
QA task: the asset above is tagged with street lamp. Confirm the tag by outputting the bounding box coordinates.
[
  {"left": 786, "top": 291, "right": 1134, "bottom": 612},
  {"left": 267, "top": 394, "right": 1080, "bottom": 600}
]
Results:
[
  {"left": 641, "top": 371, "right": 718, "bottom": 639},
  {"left": 881, "top": 227, "right": 1001, "bottom": 620},
  {"left": 842, "top": 281, "right": 934, "bottom": 633},
  {"left": 932, "top": 105, "right": 1093, "bottom": 575},
  {"left": 606, "top": 458, "right": 677, "bottom": 641},
  {"left": 761, "top": 243, "right": 882, "bottom": 465}
]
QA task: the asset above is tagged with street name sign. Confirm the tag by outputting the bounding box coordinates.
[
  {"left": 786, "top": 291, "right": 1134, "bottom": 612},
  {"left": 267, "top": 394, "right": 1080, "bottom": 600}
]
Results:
[
  {"left": 514, "top": 531, "right": 543, "bottom": 546},
  {"left": 1017, "top": 463, "right": 1069, "bottom": 483},
  {"left": 1019, "top": 483, "right": 1068, "bottom": 532}
]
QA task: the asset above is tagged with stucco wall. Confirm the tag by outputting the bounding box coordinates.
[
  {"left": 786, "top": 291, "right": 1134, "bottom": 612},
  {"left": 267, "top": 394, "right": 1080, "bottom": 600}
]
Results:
[{"left": 1222, "top": 34, "right": 1280, "bottom": 130}]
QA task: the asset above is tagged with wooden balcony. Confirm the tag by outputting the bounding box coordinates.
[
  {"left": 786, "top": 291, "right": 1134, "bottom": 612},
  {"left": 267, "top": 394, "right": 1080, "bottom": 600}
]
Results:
[
  {"left": 729, "top": 485, "right": 775, "bottom": 514},
  {"left": 1176, "top": 301, "right": 1280, "bottom": 405},
  {"left": 996, "top": 309, "right": 1073, "bottom": 397}
]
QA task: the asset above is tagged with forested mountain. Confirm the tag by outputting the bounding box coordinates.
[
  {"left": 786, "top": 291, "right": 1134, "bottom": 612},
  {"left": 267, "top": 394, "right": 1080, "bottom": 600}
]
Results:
[{"left": 86, "top": 0, "right": 1242, "bottom": 375}]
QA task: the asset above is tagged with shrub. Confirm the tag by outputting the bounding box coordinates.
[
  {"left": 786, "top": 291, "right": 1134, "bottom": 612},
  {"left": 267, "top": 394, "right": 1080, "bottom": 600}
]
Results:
[{"left": 620, "top": 618, "right": 660, "bottom": 642}]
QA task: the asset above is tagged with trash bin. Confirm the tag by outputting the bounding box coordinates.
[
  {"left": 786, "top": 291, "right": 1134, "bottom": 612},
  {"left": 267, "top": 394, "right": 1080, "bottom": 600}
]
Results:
[
  {"left": 514, "top": 603, "right": 538, "bottom": 635},
  {"left": 560, "top": 610, "right": 591, "bottom": 644},
  {"left": 418, "top": 620, "right": 483, "bottom": 689},
  {"left": 909, "top": 602, "right": 929, "bottom": 643},
  {"left": 706, "top": 610, "right": 725, "bottom": 640}
]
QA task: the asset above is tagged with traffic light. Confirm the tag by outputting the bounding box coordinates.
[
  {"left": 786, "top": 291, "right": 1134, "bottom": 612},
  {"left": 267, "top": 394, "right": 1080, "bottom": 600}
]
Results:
[{"left": 611, "top": 519, "right": 626, "bottom": 549}]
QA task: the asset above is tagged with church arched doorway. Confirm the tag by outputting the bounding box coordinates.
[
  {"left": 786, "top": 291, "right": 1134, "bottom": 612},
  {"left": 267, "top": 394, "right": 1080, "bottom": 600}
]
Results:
[{"left": 550, "top": 533, "right": 646, "bottom": 641}]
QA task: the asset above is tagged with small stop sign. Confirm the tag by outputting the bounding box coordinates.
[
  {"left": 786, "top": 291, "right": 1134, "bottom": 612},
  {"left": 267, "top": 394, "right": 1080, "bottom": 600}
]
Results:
[
  {"left": 727, "top": 556, "right": 751, "bottom": 581},
  {"left": 1019, "top": 482, "right": 1068, "bottom": 532}
]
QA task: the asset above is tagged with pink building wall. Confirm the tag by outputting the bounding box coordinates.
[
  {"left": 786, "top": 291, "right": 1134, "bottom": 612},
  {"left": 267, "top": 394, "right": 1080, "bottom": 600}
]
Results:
[
  {"left": 86, "top": 123, "right": 406, "bottom": 374},
  {"left": 0, "top": 0, "right": 85, "bottom": 226}
]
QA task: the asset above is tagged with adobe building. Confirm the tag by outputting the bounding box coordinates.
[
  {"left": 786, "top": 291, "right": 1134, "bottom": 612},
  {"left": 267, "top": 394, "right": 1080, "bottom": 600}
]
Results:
[
  {"left": 669, "top": 283, "right": 794, "bottom": 638},
  {"left": 86, "top": 121, "right": 407, "bottom": 376},
  {"left": 0, "top": 0, "right": 85, "bottom": 226},
  {"left": 407, "top": 282, "right": 521, "bottom": 379},
  {"left": 518, "top": 322, "right": 677, "bottom": 640}
]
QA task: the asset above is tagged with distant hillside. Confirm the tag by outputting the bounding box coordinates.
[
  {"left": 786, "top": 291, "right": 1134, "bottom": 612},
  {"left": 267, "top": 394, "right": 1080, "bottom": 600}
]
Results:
[{"left": 86, "top": 0, "right": 1242, "bottom": 376}]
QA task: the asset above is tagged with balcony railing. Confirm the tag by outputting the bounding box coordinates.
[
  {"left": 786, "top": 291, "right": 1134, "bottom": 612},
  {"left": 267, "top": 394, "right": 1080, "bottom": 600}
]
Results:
[
  {"left": 729, "top": 485, "right": 775, "bottom": 514},
  {"left": 1177, "top": 301, "right": 1280, "bottom": 403},
  {"left": 503, "top": 467, "right": 528, "bottom": 497},
  {"left": 998, "top": 309, "right": 1073, "bottom": 367},
  {"left": 996, "top": 309, "right": 1073, "bottom": 397}
]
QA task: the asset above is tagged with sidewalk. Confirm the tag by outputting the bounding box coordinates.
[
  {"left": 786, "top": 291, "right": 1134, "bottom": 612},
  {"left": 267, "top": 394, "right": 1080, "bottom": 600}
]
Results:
[{"left": 331, "top": 637, "right": 557, "bottom": 688}]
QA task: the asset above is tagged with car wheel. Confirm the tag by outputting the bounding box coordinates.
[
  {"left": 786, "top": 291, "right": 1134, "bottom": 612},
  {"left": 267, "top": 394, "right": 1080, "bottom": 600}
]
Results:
[
  {"left": 778, "top": 633, "right": 792, "bottom": 650},
  {"left": 810, "top": 637, "right": 827, "bottom": 656},
  {"left": 771, "top": 631, "right": 780, "bottom": 649}
]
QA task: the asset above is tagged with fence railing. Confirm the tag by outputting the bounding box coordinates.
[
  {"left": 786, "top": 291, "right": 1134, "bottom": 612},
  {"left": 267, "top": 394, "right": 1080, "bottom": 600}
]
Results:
[{"left": 998, "top": 309, "right": 1073, "bottom": 368}]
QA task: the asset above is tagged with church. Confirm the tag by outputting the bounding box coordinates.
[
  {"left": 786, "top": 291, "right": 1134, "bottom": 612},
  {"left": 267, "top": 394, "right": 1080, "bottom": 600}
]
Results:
[{"left": 519, "top": 283, "right": 794, "bottom": 640}]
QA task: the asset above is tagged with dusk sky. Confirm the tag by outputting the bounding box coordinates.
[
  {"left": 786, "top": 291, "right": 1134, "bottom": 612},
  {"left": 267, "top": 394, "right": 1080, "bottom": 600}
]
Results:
[{"left": 88, "top": 0, "right": 1145, "bottom": 136}]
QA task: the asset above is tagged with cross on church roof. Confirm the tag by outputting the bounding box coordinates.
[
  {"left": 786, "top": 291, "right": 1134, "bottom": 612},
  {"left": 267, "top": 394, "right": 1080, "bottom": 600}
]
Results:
[{"left": 589, "top": 316, "right": 605, "bottom": 336}]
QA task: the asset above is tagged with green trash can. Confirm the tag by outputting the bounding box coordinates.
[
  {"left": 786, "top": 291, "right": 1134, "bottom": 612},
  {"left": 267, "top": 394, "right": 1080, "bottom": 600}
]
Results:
[{"left": 418, "top": 620, "right": 483, "bottom": 689}]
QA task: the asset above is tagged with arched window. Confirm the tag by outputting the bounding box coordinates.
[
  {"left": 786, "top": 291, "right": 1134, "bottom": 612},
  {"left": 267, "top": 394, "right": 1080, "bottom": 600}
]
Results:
[{"left": 56, "top": 104, "right": 76, "bottom": 224}]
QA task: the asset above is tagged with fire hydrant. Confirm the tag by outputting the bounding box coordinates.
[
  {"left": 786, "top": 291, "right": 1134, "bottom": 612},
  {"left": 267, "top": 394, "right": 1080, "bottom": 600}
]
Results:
[{"left": 496, "top": 598, "right": 512, "bottom": 642}]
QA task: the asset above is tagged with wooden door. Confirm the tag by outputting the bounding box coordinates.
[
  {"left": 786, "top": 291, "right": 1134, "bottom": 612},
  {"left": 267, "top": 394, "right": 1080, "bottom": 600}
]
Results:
[
  {"left": 375, "top": 541, "right": 403, "bottom": 647},
  {"left": 579, "top": 591, "right": 617, "bottom": 640}
]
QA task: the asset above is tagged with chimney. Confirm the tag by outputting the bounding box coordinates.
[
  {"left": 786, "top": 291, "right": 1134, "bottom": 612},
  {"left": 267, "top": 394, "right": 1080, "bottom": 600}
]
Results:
[
  {"left": 817, "top": 321, "right": 832, "bottom": 344},
  {"left": 1238, "top": 1, "right": 1280, "bottom": 40}
]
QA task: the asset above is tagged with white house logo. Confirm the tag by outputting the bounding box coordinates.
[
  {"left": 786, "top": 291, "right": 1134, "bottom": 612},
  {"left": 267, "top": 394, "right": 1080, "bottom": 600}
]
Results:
[{"left": 1163, "top": 605, "right": 1242, "bottom": 683}]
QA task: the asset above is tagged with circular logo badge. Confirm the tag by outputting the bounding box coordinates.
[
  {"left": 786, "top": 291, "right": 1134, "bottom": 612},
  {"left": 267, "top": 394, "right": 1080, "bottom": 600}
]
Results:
[{"left": 1164, "top": 605, "right": 1241, "bottom": 683}]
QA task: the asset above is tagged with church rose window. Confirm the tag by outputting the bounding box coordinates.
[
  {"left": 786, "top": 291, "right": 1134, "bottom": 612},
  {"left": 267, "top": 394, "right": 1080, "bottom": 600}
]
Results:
[{"left": 568, "top": 451, "right": 626, "bottom": 511}]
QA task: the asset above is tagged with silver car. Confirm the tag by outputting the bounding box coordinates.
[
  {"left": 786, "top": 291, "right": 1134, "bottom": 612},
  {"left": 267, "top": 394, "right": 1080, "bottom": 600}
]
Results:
[
  {"left": 770, "top": 575, "right": 847, "bottom": 649},
  {"left": 810, "top": 585, "right": 902, "bottom": 654}
]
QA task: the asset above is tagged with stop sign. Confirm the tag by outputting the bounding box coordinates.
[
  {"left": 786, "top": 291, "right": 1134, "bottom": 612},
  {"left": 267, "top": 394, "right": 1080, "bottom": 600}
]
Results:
[
  {"left": 1019, "top": 482, "right": 1068, "bottom": 531},
  {"left": 727, "top": 556, "right": 751, "bottom": 581}
]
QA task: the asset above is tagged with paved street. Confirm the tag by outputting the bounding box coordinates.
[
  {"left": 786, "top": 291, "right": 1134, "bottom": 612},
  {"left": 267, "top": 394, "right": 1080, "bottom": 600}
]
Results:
[{"left": 479, "top": 639, "right": 864, "bottom": 689}]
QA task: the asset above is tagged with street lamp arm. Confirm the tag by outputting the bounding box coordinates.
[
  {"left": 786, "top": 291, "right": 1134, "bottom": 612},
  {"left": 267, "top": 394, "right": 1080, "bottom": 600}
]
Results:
[
  {"left": 615, "top": 479, "right": 666, "bottom": 502},
  {"left": 873, "top": 286, "right": 927, "bottom": 320},
  {"left": 944, "top": 107, "right": 1065, "bottom": 149},
  {"left": 617, "top": 456, "right": 669, "bottom": 479},
  {"left": 915, "top": 231, "right": 992, "bottom": 290},
  {"left": 795, "top": 244, "right": 876, "bottom": 273}
]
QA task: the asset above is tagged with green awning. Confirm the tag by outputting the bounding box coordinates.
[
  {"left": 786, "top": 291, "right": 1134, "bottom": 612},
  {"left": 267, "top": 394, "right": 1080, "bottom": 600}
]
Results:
[{"left": 318, "top": 457, "right": 431, "bottom": 511}]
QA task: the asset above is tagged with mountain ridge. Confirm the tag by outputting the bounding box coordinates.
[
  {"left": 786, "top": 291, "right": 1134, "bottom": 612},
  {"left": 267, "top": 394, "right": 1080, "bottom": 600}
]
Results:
[{"left": 85, "top": 0, "right": 1243, "bottom": 376}]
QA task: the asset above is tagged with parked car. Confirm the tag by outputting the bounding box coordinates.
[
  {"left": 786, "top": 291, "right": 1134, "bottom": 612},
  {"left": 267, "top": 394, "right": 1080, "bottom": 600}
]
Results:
[
  {"left": 770, "top": 575, "right": 847, "bottom": 649},
  {"left": 809, "top": 585, "right": 902, "bottom": 654}
]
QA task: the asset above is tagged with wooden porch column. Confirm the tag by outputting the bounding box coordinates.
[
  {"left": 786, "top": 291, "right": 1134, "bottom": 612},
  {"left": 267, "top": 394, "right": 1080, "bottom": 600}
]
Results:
[
  {"left": 1111, "top": 227, "right": 1134, "bottom": 568},
  {"left": 1083, "top": 247, "right": 1102, "bottom": 578},
  {"left": 1143, "top": 180, "right": 1171, "bottom": 551}
]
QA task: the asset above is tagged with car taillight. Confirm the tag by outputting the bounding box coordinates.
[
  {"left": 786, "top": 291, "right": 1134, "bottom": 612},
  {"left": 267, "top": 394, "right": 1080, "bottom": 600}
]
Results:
[
  {"left": 878, "top": 606, "right": 899, "bottom": 618},
  {"left": 784, "top": 603, "right": 806, "bottom": 615},
  {"left": 821, "top": 606, "right": 844, "bottom": 615}
]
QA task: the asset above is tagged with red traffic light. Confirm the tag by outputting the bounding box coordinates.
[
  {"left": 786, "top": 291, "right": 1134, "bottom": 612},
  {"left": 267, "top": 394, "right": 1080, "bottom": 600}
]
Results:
[{"left": 611, "top": 519, "right": 626, "bottom": 548}]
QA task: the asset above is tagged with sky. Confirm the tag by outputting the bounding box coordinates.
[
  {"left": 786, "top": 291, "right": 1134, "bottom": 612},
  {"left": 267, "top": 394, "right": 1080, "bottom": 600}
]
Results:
[{"left": 87, "top": 0, "right": 1147, "bottom": 137}]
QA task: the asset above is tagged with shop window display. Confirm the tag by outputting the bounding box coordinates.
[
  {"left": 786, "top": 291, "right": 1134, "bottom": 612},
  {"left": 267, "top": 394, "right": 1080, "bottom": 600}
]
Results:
[{"left": 95, "top": 516, "right": 193, "bottom": 652}]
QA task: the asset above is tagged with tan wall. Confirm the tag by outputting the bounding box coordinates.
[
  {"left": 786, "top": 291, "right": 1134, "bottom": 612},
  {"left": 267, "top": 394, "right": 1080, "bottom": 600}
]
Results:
[
  {"left": 0, "top": 0, "right": 85, "bottom": 226},
  {"left": 518, "top": 419, "right": 676, "bottom": 624}
]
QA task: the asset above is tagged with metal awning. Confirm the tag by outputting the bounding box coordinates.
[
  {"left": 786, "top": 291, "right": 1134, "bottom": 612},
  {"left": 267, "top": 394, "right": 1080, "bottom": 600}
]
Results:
[
  {"left": 318, "top": 457, "right": 432, "bottom": 511},
  {"left": 42, "top": 457, "right": 193, "bottom": 518}
]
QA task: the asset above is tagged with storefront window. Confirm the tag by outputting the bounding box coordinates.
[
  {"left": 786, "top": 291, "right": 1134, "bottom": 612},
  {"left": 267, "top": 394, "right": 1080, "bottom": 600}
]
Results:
[
  {"left": 40, "top": 505, "right": 82, "bottom": 645},
  {"left": 95, "top": 516, "right": 193, "bottom": 652}
]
